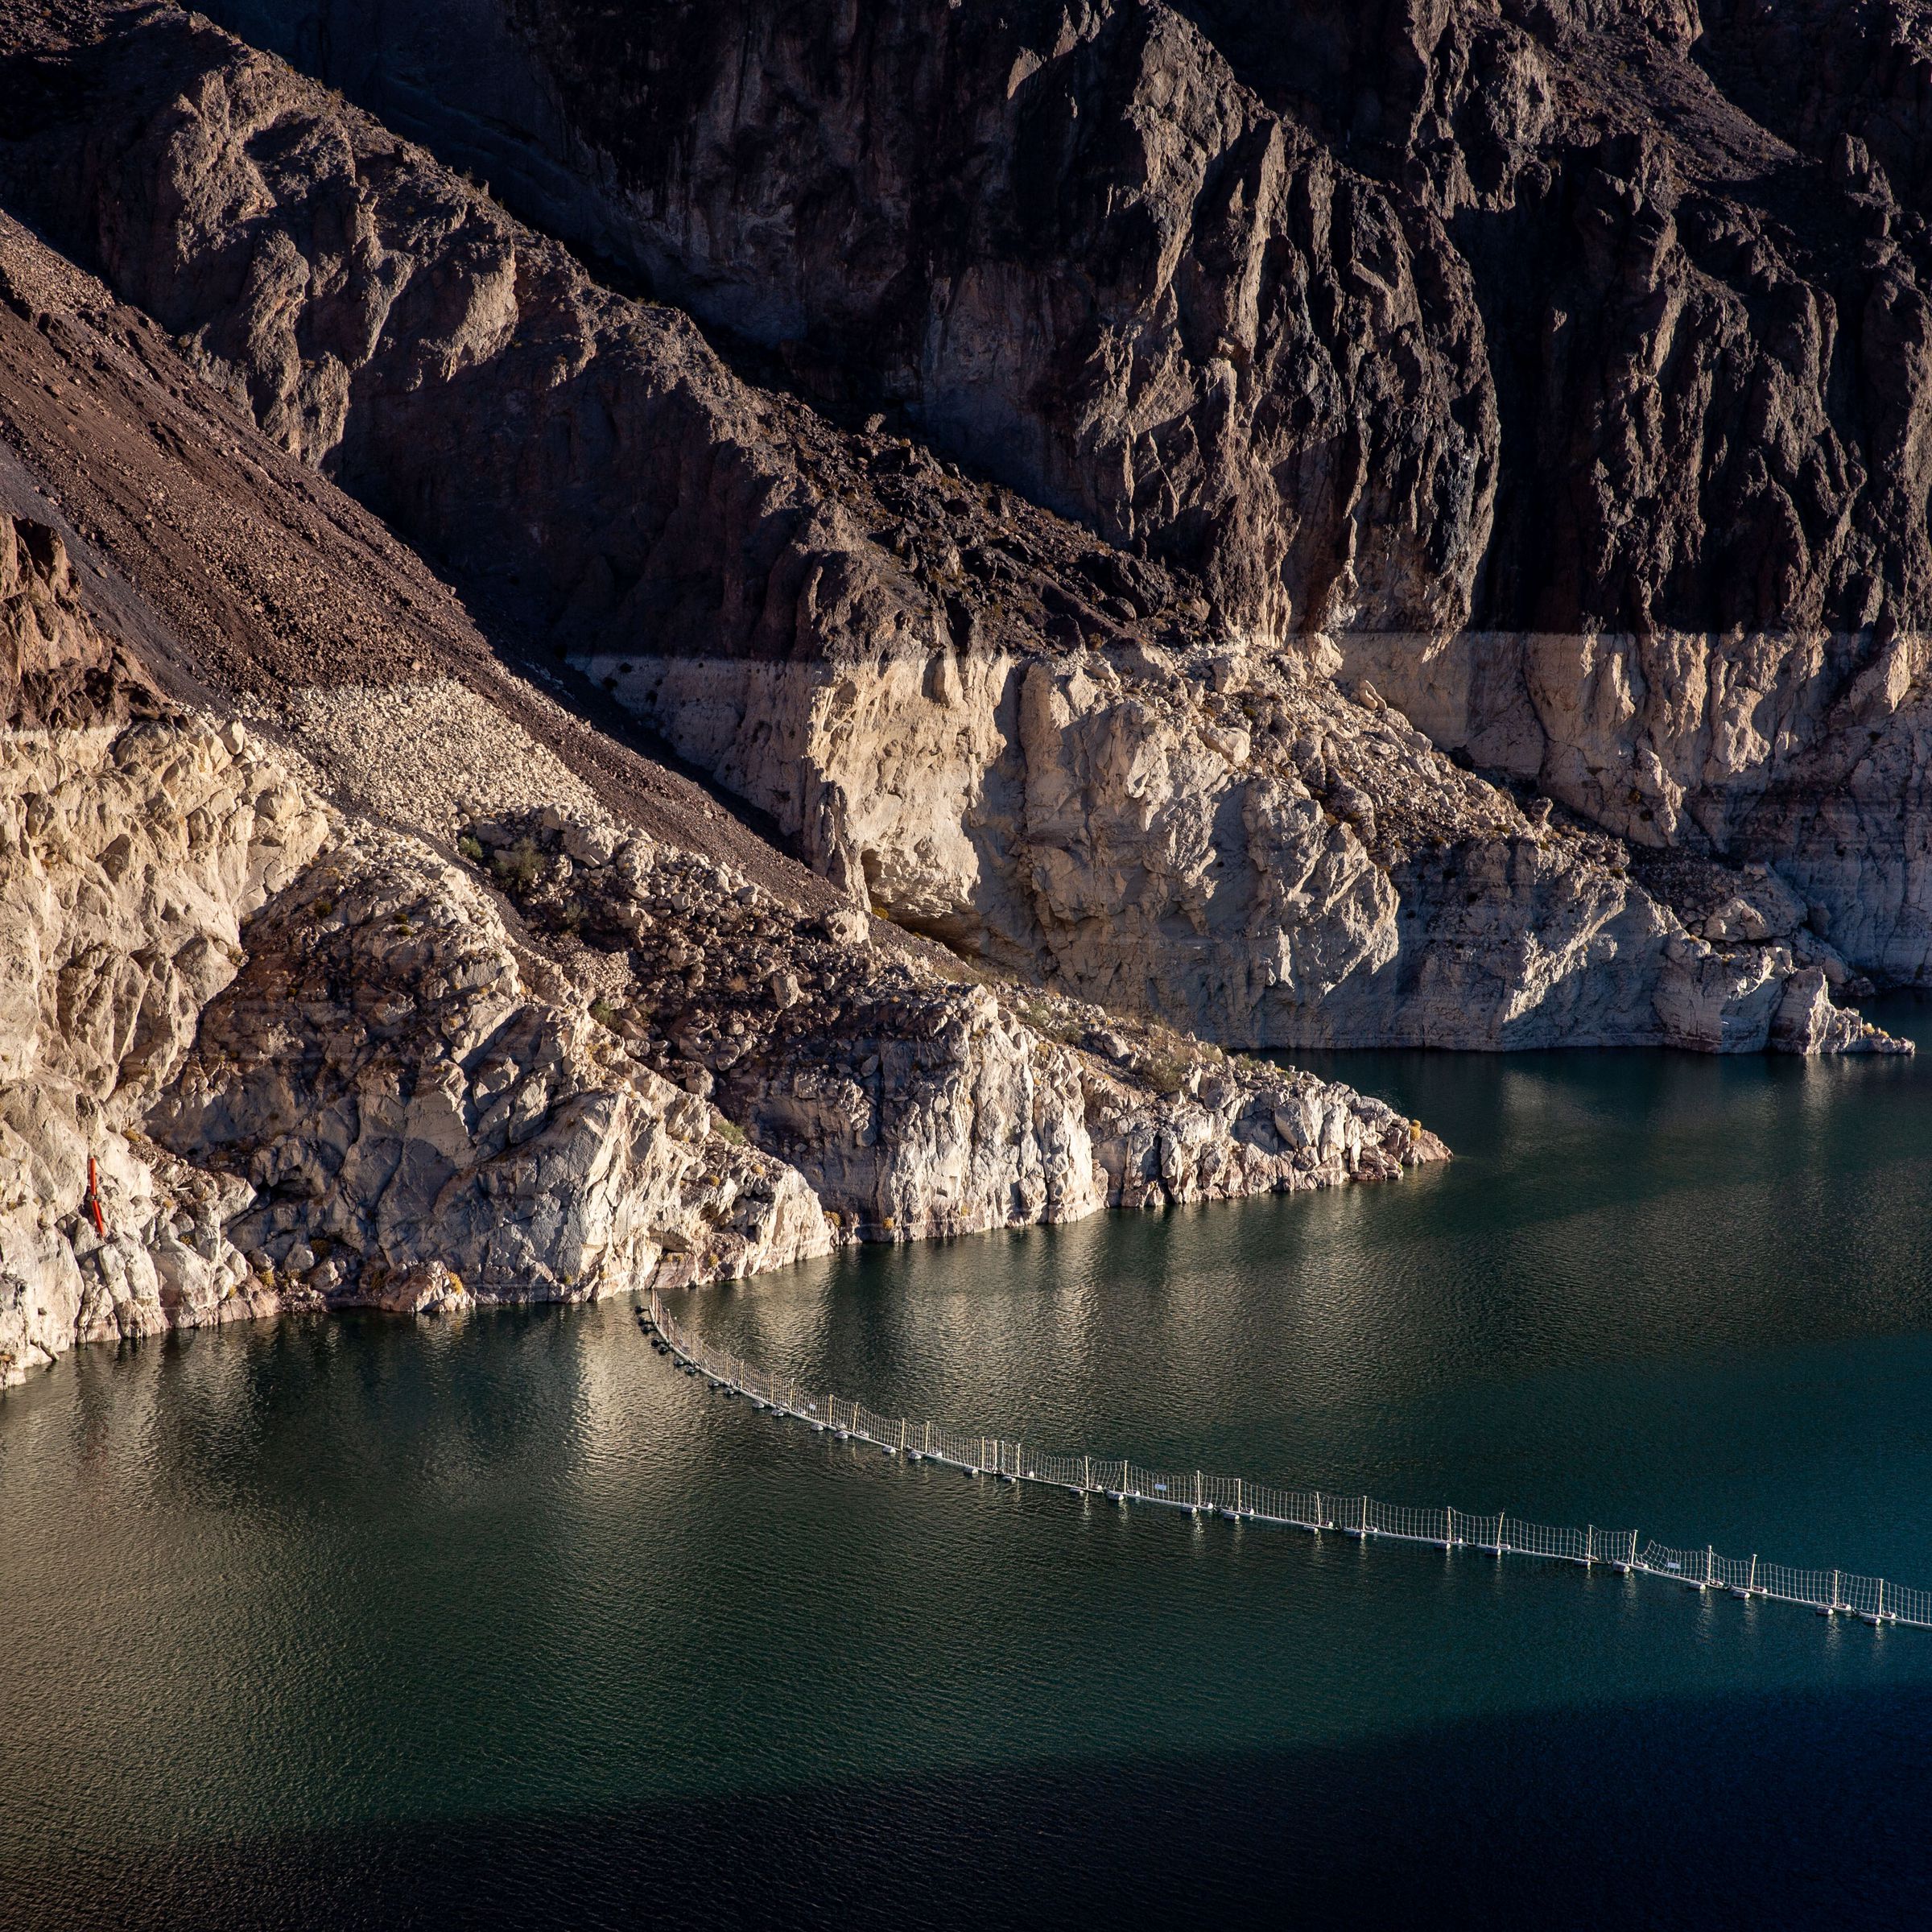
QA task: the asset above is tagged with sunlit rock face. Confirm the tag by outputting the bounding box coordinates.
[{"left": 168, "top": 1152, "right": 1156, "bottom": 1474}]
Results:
[
  {"left": 0, "top": 540, "right": 1441, "bottom": 1388},
  {"left": 0, "top": 526, "right": 332, "bottom": 1383},
  {"left": 589, "top": 641, "right": 1906, "bottom": 1056},
  {"left": 437, "top": 803, "right": 1451, "bottom": 1242}
]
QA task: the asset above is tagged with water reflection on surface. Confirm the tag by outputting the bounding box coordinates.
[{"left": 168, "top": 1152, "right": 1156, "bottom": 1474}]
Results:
[{"left": 4, "top": 1005, "right": 1932, "bottom": 1927}]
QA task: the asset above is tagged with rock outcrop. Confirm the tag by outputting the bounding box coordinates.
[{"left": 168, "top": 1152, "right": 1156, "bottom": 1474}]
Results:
[
  {"left": 0, "top": 667, "right": 329, "bottom": 1381},
  {"left": 158, "top": 0, "right": 1932, "bottom": 1000},
  {"left": 147, "top": 821, "right": 836, "bottom": 1305},
  {"left": 1, "top": 509, "right": 160, "bottom": 727},
  {"left": 185, "top": 0, "right": 1932, "bottom": 638},
  {"left": 0, "top": 15, "right": 1460, "bottom": 1394},
  {"left": 204, "top": 0, "right": 1499, "bottom": 638},
  {"left": 16, "top": 0, "right": 1929, "bottom": 1386},
  {"left": 453, "top": 804, "right": 1448, "bottom": 1243},
  {"left": 0, "top": 6, "right": 1899, "bottom": 1054},
  {"left": 2, "top": 695, "right": 1446, "bottom": 1386},
  {"left": 0, "top": 8, "right": 1137, "bottom": 675},
  {"left": 1337, "top": 622, "right": 1932, "bottom": 988},
  {"left": 588, "top": 638, "right": 1905, "bottom": 1053}
]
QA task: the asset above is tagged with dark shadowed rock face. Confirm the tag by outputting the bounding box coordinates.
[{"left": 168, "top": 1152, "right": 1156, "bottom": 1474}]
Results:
[
  {"left": 202, "top": 0, "right": 1498, "bottom": 637},
  {"left": 198, "top": 0, "right": 1932, "bottom": 639},
  {"left": 0, "top": 510, "right": 160, "bottom": 727},
  {"left": 0, "top": 8, "right": 1257, "bottom": 676}
]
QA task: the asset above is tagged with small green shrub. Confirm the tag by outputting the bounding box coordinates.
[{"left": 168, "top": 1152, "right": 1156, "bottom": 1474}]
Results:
[
  {"left": 490, "top": 839, "right": 544, "bottom": 893},
  {"left": 1140, "top": 1052, "right": 1188, "bottom": 1097}
]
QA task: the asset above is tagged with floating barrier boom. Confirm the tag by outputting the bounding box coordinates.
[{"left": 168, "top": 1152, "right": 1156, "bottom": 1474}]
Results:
[{"left": 641, "top": 1293, "right": 1926, "bottom": 1632}]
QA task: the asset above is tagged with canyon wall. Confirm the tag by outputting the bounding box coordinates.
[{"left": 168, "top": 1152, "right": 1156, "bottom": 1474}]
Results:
[
  {"left": 177, "top": 0, "right": 1932, "bottom": 996},
  {"left": 198, "top": 0, "right": 1932, "bottom": 638},
  {"left": 0, "top": 6, "right": 1900, "bottom": 1055}
]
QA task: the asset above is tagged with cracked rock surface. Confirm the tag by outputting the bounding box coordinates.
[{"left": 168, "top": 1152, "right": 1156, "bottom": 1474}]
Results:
[
  {"left": 608, "top": 639, "right": 1907, "bottom": 1054},
  {"left": 457, "top": 804, "right": 1449, "bottom": 1245},
  {"left": 148, "top": 821, "right": 836, "bottom": 1307},
  {"left": 6, "top": 0, "right": 1929, "bottom": 1393}
]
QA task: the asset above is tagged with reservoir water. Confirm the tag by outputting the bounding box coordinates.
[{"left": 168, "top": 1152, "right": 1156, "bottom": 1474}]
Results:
[{"left": 6, "top": 1004, "right": 1932, "bottom": 1927}]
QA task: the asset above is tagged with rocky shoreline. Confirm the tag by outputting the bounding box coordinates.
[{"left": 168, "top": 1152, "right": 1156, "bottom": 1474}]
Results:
[
  {"left": 1, "top": 510, "right": 1445, "bottom": 1389},
  {"left": 5, "top": 2, "right": 1930, "bottom": 1386}
]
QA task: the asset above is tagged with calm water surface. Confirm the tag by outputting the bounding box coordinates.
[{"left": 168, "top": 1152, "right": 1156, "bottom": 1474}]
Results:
[{"left": 6, "top": 1004, "right": 1932, "bottom": 1927}]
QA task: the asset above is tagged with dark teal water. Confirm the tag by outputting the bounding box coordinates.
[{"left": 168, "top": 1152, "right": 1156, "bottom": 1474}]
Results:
[{"left": 5, "top": 1005, "right": 1932, "bottom": 1928}]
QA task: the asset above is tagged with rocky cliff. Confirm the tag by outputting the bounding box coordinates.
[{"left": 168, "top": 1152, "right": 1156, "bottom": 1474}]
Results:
[
  {"left": 167, "top": 0, "right": 1932, "bottom": 1001},
  {"left": 192, "top": 0, "right": 1932, "bottom": 638},
  {"left": 9, "top": 0, "right": 1932, "bottom": 1385},
  {"left": 0, "top": 255, "right": 1443, "bottom": 1385},
  {"left": 0, "top": 4, "right": 1899, "bottom": 1055}
]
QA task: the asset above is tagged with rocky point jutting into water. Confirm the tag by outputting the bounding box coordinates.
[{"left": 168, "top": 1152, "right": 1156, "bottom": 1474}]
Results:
[
  {"left": 2, "top": 0, "right": 1927, "bottom": 1383},
  {"left": 0, "top": 202, "right": 1440, "bottom": 1388}
]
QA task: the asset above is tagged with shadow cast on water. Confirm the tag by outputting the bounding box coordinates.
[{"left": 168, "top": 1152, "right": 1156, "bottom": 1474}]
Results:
[{"left": 10, "top": 1679, "right": 1930, "bottom": 1931}]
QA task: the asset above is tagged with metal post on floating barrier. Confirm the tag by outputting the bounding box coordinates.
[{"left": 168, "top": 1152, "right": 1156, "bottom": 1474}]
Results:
[
  {"left": 1497, "top": 1513, "right": 1507, "bottom": 1560},
  {"left": 1585, "top": 1525, "right": 1594, "bottom": 1567},
  {"left": 1121, "top": 1459, "right": 1129, "bottom": 1498},
  {"left": 1831, "top": 1569, "right": 1843, "bottom": 1614},
  {"left": 1748, "top": 1553, "right": 1757, "bottom": 1594},
  {"left": 1705, "top": 1546, "right": 1715, "bottom": 1591},
  {"left": 1313, "top": 1489, "right": 1323, "bottom": 1534},
  {"left": 1083, "top": 1455, "right": 1091, "bottom": 1492},
  {"left": 1195, "top": 1472, "right": 1204, "bottom": 1514},
  {"left": 1236, "top": 1477, "right": 1244, "bottom": 1517}
]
